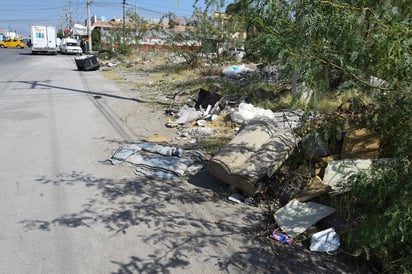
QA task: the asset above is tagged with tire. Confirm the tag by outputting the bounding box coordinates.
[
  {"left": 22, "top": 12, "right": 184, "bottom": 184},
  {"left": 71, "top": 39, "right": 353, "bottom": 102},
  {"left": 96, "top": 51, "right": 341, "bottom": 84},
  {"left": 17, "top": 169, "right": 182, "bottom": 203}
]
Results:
[
  {"left": 0, "top": 45, "right": 4, "bottom": 48},
  {"left": 16, "top": 46, "right": 21, "bottom": 49}
]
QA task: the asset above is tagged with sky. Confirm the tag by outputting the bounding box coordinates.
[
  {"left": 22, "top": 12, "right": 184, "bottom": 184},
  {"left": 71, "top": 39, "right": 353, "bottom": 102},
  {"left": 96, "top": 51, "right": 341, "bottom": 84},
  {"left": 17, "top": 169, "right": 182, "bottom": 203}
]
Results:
[{"left": 0, "top": 0, "right": 234, "bottom": 36}]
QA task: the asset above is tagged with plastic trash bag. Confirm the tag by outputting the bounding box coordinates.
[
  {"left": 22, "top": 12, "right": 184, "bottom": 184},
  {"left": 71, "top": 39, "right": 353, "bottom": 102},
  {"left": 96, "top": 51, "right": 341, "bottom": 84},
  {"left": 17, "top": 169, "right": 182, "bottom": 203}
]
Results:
[
  {"left": 222, "top": 64, "right": 250, "bottom": 78},
  {"left": 230, "top": 102, "right": 275, "bottom": 123},
  {"left": 310, "top": 227, "right": 340, "bottom": 253},
  {"left": 176, "top": 105, "right": 204, "bottom": 125}
]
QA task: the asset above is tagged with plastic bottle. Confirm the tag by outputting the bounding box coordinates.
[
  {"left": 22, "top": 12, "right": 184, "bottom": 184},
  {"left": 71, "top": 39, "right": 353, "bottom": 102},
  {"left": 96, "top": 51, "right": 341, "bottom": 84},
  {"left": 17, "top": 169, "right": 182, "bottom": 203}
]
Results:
[{"left": 271, "top": 230, "right": 292, "bottom": 244}]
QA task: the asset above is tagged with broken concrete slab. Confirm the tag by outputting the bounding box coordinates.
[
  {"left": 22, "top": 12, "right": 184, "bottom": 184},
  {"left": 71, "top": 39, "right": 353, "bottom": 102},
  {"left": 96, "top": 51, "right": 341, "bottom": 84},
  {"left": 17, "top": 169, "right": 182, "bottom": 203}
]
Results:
[
  {"left": 322, "top": 158, "right": 389, "bottom": 195},
  {"left": 274, "top": 199, "right": 336, "bottom": 237},
  {"left": 208, "top": 115, "right": 301, "bottom": 194},
  {"left": 341, "top": 128, "right": 380, "bottom": 159}
]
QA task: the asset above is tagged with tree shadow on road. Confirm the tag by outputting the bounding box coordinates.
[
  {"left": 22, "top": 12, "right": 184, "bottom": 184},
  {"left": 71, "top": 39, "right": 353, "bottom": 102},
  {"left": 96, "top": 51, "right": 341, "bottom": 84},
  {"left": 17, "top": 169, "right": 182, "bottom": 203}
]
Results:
[{"left": 19, "top": 170, "right": 357, "bottom": 274}]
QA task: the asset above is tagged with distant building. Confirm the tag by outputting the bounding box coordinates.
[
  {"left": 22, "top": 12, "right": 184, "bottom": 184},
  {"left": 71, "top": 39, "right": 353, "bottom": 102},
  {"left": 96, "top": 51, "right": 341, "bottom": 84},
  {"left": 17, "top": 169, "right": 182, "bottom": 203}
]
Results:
[
  {"left": 72, "top": 12, "right": 245, "bottom": 53},
  {"left": 83, "top": 15, "right": 197, "bottom": 51},
  {"left": 0, "top": 29, "right": 19, "bottom": 40}
]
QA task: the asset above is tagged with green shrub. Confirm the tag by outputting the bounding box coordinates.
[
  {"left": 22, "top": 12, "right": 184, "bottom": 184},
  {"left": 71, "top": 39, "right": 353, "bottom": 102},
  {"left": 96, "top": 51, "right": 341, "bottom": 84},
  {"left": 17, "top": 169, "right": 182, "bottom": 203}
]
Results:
[
  {"left": 343, "top": 158, "right": 412, "bottom": 273},
  {"left": 367, "top": 91, "right": 412, "bottom": 158}
]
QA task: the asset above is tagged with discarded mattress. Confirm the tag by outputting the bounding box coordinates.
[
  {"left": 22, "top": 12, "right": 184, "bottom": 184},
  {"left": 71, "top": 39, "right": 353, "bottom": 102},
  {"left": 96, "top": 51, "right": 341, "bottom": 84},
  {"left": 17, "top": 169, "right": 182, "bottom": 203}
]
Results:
[
  {"left": 208, "top": 115, "right": 301, "bottom": 194},
  {"left": 274, "top": 199, "right": 336, "bottom": 237}
]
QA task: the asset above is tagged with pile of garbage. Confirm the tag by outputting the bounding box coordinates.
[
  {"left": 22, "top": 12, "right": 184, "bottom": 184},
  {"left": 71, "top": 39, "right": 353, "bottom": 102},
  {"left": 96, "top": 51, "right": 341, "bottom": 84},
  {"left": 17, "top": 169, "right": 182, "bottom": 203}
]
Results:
[
  {"left": 104, "top": 67, "right": 385, "bottom": 254},
  {"left": 222, "top": 63, "right": 280, "bottom": 83},
  {"left": 160, "top": 86, "right": 385, "bottom": 254}
]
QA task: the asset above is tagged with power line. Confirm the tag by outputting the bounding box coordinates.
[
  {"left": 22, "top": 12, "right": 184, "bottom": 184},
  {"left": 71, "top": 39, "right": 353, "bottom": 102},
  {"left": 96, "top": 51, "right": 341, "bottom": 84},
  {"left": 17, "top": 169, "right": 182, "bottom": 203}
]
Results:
[{"left": 125, "top": 3, "right": 163, "bottom": 16}]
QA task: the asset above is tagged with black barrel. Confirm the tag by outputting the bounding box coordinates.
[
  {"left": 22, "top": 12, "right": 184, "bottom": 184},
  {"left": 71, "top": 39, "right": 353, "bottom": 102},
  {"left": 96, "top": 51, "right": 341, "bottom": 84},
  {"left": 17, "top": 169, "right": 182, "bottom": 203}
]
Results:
[{"left": 75, "top": 55, "right": 99, "bottom": 71}]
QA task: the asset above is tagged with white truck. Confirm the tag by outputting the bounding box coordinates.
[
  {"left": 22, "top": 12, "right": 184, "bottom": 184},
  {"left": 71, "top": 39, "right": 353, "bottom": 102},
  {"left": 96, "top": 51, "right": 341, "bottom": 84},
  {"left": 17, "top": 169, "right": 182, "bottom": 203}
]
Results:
[
  {"left": 60, "top": 38, "right": 83, "bottom": 55},
  {"left": 30, "top": 25, "right": 58, "bottom": 54}
]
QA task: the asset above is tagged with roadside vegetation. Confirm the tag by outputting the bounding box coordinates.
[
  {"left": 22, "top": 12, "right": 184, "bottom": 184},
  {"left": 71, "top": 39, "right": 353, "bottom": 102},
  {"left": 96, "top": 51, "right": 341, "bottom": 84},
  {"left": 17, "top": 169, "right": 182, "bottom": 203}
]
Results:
[
  {"left": 228, "top": 2, "right": 411, "bottom": 272},
  {"left": 97, "top": 1, "right": 411, "bottom": 272}
]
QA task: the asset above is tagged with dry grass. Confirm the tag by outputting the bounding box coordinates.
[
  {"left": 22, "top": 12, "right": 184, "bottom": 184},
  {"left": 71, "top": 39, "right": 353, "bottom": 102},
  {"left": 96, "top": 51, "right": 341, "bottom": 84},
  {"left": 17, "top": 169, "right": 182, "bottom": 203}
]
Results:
[
  {"left": 196, "top": 136, "right": 233, "bottom": 156},
  {"left": 103, "top": 53, "right": 372, "bottom": 154},
  {"left": 102, "top": 70, "right": 124, "bottom": 81}
]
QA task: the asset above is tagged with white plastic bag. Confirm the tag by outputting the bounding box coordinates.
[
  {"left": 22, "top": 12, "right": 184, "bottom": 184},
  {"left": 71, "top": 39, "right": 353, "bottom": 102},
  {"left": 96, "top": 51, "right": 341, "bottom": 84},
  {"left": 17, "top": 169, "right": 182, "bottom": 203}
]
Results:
[
  {"left": 310, "top": 227, "right": 340, "bottom": 253},
  {"left": 230, "top": 102, "right": 275, "bottom": 123}
]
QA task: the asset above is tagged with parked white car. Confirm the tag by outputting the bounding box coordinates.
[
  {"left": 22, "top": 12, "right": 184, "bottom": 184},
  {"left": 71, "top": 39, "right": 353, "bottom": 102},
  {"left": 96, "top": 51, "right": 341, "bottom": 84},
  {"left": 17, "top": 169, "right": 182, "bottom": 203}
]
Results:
[
  {"left": 56, "top": 38, "right": 61, "bottom": 53},
  {"left": 60, "top": 38, "right": 82, "bottom": 55}
]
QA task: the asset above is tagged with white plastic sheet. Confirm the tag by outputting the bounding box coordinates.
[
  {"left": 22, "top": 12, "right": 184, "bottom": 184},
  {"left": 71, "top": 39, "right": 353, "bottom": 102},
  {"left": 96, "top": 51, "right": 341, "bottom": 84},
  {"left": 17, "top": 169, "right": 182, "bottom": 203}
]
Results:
[
  {"left": 176, "top": 105, "right": 204, "bottom": 125},
  {"left": 230, "top": 103, "right": 305, "bottom": 130},
  {"left": 108, "top": 142, "right": 194, "bottom": 179},
  {"left": 230, "top": 102, "right": 274, "bottom": 123},
  {"left": 310, "top": 227, "right": 340, "bottom": 253},
  {"left": 110, "top": 144, "right": 142, "bottom": 164}
]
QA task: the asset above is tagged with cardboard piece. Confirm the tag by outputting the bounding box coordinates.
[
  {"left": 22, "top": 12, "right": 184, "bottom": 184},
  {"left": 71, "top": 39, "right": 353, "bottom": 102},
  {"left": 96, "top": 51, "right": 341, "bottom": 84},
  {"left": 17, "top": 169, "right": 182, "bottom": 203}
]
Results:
[
  {"left": 341, "top": 128, "right": 380, "bottom": 159},
  {"left": 294, "top": 176, "right": 331, "bottom": 202}
]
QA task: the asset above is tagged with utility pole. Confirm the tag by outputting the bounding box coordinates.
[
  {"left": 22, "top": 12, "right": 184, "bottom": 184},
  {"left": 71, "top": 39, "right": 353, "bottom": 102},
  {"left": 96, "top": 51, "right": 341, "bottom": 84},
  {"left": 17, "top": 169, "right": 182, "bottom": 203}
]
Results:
[
  {"left": 59, "top": 16, "right": 64, "bottom": 35},
  {"left": 68, "top": 0, "right": 73, "bottom": 28},
  {"left": 135, "top": 1, "right": 138, "bottom": 51},
  {"left": 122, "top": 0, "right": 126, "bottom": 48},
  {"left": 87, "top": 0, "right": 92, "bottom": 52}
]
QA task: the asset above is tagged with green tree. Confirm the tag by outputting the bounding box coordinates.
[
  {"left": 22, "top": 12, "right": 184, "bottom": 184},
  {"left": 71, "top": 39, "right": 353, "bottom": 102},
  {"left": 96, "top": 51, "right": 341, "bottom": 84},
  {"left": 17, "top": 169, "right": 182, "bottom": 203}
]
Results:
[
  {"left": 99, "top": 8, "right": 158, "bottom": 57},
  {"left": 126, "top": 8, "right": 160, "bottom": 53},
  {"left": 226, "top": 1, "right": 411, "bottom": 95},
  {"left": 91, "top": 28, "right": 101, "bottom": 51},
  {"left": 57, "top": 29, "right": 64, "bottom": 39},
  {"left": 163, "top": 5, "right": 246, "bottom": 67}
]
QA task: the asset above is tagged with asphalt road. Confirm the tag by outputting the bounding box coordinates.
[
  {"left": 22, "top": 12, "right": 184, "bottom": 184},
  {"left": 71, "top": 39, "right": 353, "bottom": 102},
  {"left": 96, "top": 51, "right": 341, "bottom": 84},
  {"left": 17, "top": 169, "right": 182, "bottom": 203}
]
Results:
[
  {"left": 0, "top": 47, "right": 142, "bottom": 273},
  {"left": 0, "top": 47, "right": 357, "bottom": 274}
]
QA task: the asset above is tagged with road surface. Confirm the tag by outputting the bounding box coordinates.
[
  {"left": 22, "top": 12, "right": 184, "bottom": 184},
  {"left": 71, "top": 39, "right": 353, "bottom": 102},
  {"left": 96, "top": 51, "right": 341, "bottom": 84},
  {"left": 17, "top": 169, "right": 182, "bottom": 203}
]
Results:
[{"left": 0, "top": 48, "right": 356, "bottom": 273}]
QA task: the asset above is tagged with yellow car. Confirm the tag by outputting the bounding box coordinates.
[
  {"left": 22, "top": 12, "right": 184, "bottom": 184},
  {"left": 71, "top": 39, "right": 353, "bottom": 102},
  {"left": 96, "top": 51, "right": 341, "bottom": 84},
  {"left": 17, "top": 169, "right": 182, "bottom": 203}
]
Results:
[{"left": 0, "top": 39, "right": 25, "bottom": 49}]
